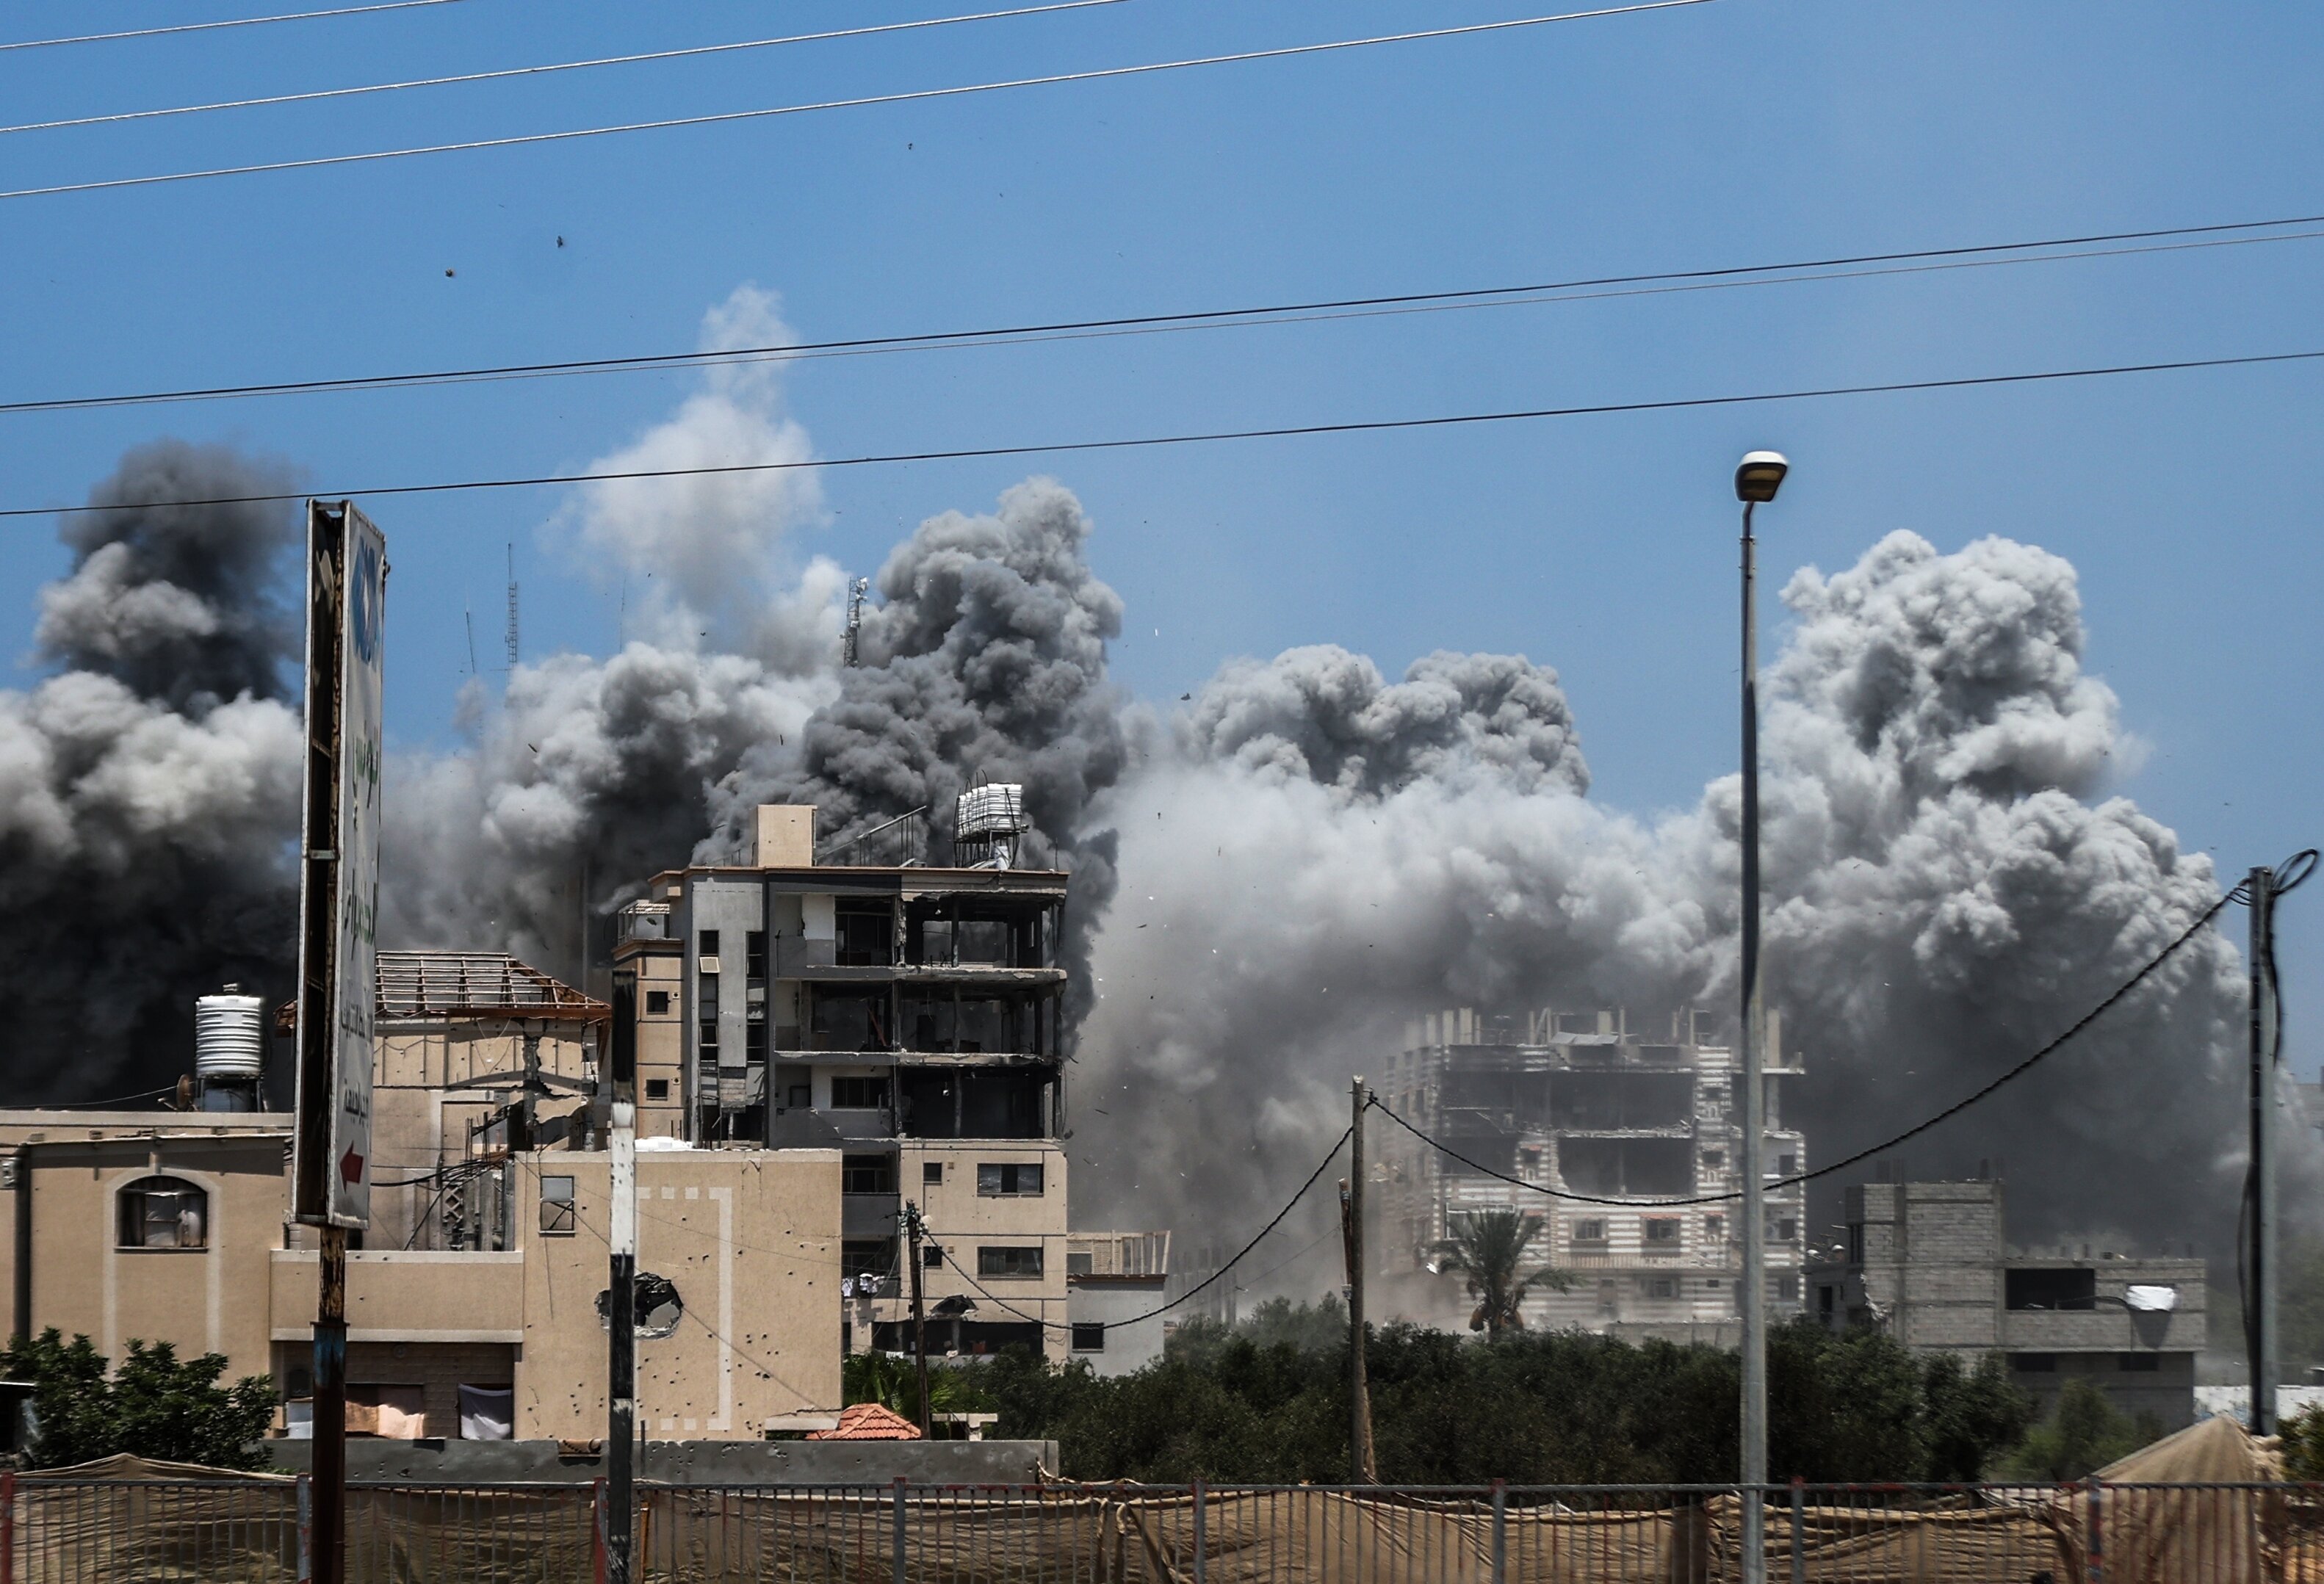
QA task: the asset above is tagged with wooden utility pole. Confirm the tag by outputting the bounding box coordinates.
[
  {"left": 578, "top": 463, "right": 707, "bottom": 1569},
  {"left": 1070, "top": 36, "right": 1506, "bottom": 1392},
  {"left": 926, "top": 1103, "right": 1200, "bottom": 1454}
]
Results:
[
  {"left": 906, "top": 1203, "right": 931, "bottom": 1436},
  {"left": 1345, "top": 1077, "right": 1376, "bottom": 1483}
]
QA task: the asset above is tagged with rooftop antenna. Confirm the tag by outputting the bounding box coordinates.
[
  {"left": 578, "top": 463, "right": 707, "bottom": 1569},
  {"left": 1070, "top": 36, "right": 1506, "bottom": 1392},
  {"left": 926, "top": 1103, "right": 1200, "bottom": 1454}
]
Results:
[
  {"left": 504, "top": 543, "right": 520, "bottom": 670},
  {"left": 842, "top": 576, "right": 869, "bottom": 668}
]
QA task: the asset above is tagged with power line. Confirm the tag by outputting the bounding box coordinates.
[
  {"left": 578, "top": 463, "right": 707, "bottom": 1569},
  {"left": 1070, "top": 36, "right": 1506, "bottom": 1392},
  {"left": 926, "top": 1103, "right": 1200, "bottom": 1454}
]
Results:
[
  {"left": 10, "top": 211, "right": 2323, "bottom": 417},
  {"left": 7, "top": 344, "right": 2321, "bottom": 522},
  {"left": 0, "top": 1, "right": 1712, "bottom": 202},
  {"left": 1372, "top": 888, "right": 2240, "bottom": 1209},
  {"left": 0, "top": 1, "right": 1130, "bottom": 138},
  {"left": 0, "top": 1, "right": 464, "bottom": 54}
]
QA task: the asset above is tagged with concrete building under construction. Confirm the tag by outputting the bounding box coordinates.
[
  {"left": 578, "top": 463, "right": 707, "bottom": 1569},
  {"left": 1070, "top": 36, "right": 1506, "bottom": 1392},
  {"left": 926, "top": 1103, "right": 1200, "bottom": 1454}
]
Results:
[{"left": 1382, "top": 1006, "right": 1805, "bottom": 1338}]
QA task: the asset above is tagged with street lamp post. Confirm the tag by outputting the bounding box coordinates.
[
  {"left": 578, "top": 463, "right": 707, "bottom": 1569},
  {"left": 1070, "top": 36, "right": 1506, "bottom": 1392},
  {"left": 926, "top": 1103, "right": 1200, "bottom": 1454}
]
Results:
[{"left": 1734, "top": 449, "right": 1787, "bottom": 1584}]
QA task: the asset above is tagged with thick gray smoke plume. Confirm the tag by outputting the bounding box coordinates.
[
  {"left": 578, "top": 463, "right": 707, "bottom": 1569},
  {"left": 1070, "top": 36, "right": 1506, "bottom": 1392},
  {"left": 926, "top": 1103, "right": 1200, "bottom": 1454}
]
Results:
[
  {"left": 0, "top": 441, "right": 303, "bottom": 1099},
  {"left": 1074, "top": 530, "right": 2270, "bottom": 1284},
  {"left": 383, "top": 289, "right": 1130, "bottom": 992}
]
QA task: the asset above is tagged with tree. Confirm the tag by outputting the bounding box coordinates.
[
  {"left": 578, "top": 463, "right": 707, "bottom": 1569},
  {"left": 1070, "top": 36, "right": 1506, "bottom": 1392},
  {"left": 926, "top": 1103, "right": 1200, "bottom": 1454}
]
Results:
[
  {"left": 842, "top": 1350, "right": 992, "bottom": 1418},
  {"left": 1996, "top": 1377, "right": 2159, "bottom": 1481},
  {"left": 1431, "top": 1210, "right": 1573, "bottom": 1339},
  {"left": 0, "top": 1329, "right": 276, "bottom": 1470},
  {"left": 2280, "top": 1401, "right": 2324, "bottom": 1481}
]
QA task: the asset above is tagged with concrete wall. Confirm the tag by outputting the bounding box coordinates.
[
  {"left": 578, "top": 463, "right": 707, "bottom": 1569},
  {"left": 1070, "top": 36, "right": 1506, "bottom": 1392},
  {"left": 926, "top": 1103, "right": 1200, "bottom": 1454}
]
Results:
[
  {"left": 0, "top": 1128, "right": 287, "bottom": 1386},
  {"left": 1067, "top": 1279, "right": 1166, "bottom": 1375},
  {"left": 515, "top": 1149, "right": 844, "bottom": 1440}
]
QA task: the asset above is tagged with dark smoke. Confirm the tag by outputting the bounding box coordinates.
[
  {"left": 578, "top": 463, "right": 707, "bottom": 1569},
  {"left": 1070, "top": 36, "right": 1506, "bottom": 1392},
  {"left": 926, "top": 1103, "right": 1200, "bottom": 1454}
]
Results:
[
  {"left": 701, "top": 477, "right": 1130, "bottom": 1032},
  {"left": 0, "top": 443, "right": 303, "bottom": 1101}
]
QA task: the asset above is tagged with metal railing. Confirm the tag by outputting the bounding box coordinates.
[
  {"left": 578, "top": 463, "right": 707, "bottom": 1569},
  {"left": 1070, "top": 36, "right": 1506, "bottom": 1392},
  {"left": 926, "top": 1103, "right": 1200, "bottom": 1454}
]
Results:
[{"left": 0, "top": 1475, "right": 2314, "bottom": 1581}]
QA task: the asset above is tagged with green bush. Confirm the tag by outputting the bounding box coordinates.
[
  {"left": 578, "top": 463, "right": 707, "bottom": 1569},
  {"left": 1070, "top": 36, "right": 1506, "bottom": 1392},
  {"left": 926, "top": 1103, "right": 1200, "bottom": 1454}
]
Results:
[
  {"left": 1993, "top": 1377, "right": 2160, "bottom": 1481},
  {"left": 980, "top": 1304, "right": 2033, "bottom": 1483},
  {"left": 0, "top": 1328, "right": 277, "bottom": 1470}
]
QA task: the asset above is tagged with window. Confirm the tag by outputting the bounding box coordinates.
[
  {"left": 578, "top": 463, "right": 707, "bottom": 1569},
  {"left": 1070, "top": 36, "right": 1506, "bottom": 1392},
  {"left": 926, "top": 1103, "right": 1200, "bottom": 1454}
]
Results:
[
  {"left": 1819, "top": 1285, "right": 1837, "bottom": 1318},
  {"left": 835, "top": 900, "right": 893, "bottom": 967},
  {"left": 645, "top": 1078, "right": 671, "bottom": 1101},
  {"left": 699, "top": 974, "right": 721, "bottom": 1020},
  {"left": 116, "top": 1176, "right": 206, "bottom": 1250},
  {"left": 1769, "top": 1218, "right": 1797, "bottom": 1243},
  {"left": 1067, "top": 1251, "right": 1094, "bottom": 1276},
  {"left": 2119, "top": 1353, "right": 2161, "bottom": 1373},
  {"left": 830, "top": 1077, "right": 892, "bottom": 1110},
  {"left": 1643, "top": 1218, "right": 1681, "bottom": 1245},
  {"left": 1777, "top": 1152, "right": 1798, "bottom": 1178},
  {"left": 699, "top": 929, "right": 721, "bottom": 960},
  {"left": 1704, "top": 1215, "right": 1727, "bottom": 1243},
  {"left": 842, "top": 1240, "right": 895, "bottom": 1284},
  {"left": 978, "top": 1246, "right": 1044, "bottom": 1279},
  {"left": 1847, "top": 1223, "right": 1865, "bottom": 1265},
  {"left": 2012, "top": 1353, "right": 2058, "bottom": 1373},
  {"left": 1071, "top": 1323, "right": 1106, "bottom": 1352},
  {"left": 786, "top": 1084, "right": 810, "bottom": 1110},
  {"left": 746, "top": 1022, "right": 767, "bottom": 1062},
  {"left": 538, "top": 1176, "right": 576, "bottom": 1236},
  {"left": 923, "top": 1245, "right": 945, "bottom": 1269},
  {"left": 746, "top": 930, "right": 768, "bottom": 980},
  {"left": 1645, "top": 1277, "right": 1678, "bottom": 1299},
  {"left": 2006, "top": 1268, "right": 2096, "bottom": 1311},
  {"left": 1775, "top": 1275, "right": 1800, "bottom": 1301},
  {"left": 1570, "top": 1219, "right": 1606, "bottom": 1244},
  {"left": 646, "top": 990, "right": 671, "bottom": 1016},
  {"left": 923, "top": 1161, "right": 944, "bottom": 1186},
  {"left": 842, "top": 1155, "right": 895, "bottom": 1195},
  {"left": 1700, "top": 1148, "right": 1725, "bottom": 1171},
  {"left": 977, "top": 1162, "right": 1044, "bottom": 1197}
]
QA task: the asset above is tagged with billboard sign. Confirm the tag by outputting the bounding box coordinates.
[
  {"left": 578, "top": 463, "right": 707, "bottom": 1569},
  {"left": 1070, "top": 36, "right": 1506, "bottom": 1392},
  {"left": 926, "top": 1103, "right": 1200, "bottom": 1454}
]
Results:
[{"left": 292, "top": 501, "right": 386, "bottom": 1228}]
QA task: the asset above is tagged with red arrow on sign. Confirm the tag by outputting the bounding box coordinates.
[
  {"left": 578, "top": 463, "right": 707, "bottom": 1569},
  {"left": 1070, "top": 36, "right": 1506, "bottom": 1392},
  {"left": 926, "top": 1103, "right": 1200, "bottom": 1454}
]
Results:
[{"left": 339, "top": 1146, "right": 365, "bottom": 1186}]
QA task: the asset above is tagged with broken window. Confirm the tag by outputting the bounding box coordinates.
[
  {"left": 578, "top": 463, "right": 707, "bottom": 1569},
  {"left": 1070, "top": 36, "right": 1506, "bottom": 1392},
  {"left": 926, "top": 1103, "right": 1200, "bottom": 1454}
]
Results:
[
  {"left": 835, "top": 899, "right": 893, "bottom": 967},
  {"left": 1558, "top": 1138, "right": 1692, "bottom": 1196},
  {"left": 2005, "top": 1267, "right": 2096, "bottom": 1311},
  {"left": 955, "top": 920, "right": 1011, "bottom": 965},
  {"left": 1768, "top": 1218, "right": 1797, "bottom": 1243},
  {"left": 977, "top": 1162, "right": 1044, "bottom": 1197},
  {"left": 810, "top": 990, "right": 891, "bottom": 1052},
  {"left": 1547, "top": 1071, "right": 1693, "bottom": 1129},
  {"left": 538, "top": 1176, "right": 577, "bottom": 1236}
]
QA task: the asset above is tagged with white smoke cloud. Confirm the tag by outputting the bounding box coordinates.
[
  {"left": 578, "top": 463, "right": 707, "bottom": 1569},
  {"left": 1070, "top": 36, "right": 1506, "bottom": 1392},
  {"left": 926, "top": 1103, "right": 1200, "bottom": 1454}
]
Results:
[{"left": 1072, "top": 531, "right": 2271, "bottom": 1286}]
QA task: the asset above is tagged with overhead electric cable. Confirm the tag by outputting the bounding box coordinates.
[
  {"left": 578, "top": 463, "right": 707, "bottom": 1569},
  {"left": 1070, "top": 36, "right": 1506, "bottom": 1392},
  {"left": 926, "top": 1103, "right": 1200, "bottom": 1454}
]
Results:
[
  {"left": 0, "top": 1, "right": 463, "bottom": 53},
  {"left": 1372, "top": 889, "right": 2240, "bottom": 1208},
  {"left": 0, "top": 1, "right": 1130, "bottom": 137},
  {"left": 5, "top": 344, "right": 2320, "bottom": 521},
  {"left": 0, "top": 0, "right": 1711, "bottom": 202},
  {"left": 10, "top": 211, "right": 2322, "bottom": 416}
]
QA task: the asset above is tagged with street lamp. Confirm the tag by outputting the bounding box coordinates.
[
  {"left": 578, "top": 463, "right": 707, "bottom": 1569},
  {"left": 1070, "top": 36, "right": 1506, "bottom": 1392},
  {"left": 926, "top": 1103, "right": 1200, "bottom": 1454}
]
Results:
[{"left": 1735, "top": 449, "right": 1785, "bottom": 1584}]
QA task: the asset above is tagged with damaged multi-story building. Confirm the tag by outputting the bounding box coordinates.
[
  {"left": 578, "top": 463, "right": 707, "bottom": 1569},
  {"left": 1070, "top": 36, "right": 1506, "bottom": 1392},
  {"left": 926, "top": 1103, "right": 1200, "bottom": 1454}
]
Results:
[
  {"left": 1805, "top": 1177, "right": 2206, "bottom": 1430},
  {"left": 1382, "top": 1006, "right": 1805, "bottom": 1338},
  {"left": 614, "top": 790, "right": 1077, "bottom": 1361}
]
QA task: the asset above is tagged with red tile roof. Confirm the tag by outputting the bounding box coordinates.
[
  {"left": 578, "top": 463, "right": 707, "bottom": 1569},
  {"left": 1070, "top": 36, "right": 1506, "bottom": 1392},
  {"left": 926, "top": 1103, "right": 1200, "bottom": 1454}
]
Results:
[{"left": 807, "top": 1403, "right": 922, "bottom": 1441}]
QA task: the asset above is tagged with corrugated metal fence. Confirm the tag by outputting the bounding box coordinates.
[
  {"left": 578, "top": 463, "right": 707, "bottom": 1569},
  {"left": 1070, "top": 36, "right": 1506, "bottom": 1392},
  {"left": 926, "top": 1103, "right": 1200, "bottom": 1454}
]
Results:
[{"left": 0, "top": 1477, "right": 2317, "bottom": 1582}]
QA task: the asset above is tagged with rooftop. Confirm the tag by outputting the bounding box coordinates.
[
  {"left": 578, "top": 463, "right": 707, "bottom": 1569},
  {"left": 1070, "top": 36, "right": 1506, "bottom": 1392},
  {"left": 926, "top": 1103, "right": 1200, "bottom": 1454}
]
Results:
[{"left": 375, "top": 951, "right": 607, "bottom": 1022}]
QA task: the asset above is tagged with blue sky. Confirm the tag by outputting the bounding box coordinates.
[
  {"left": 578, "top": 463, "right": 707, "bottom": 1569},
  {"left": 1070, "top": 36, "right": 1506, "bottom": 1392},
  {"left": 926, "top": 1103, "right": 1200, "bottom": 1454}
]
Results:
[{"left": 1, "top": 0, "right": 2320, "bottom": 1051}]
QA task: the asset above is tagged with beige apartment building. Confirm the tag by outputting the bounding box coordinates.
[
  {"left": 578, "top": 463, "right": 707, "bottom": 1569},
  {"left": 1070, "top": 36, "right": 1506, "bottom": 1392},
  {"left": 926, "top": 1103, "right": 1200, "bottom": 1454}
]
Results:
[
  {"left": 616, "top": 798, "right": 1075, "bottom": 1363},
  {"left": 0, "top": 795, "right": 1083, "bottom": 1444}
]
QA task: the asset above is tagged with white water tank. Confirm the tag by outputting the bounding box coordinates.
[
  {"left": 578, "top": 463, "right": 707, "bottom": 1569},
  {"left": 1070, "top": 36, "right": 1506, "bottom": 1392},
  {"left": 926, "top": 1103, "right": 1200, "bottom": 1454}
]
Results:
[{"left": 193, "top": 988, "right": 266, "bottom": 1081}]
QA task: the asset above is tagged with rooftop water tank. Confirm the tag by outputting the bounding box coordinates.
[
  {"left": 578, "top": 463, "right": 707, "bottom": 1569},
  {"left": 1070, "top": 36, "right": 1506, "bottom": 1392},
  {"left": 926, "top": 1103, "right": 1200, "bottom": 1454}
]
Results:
[{"left": 193, "top": 988, "right": 266, "bottom": 1081}]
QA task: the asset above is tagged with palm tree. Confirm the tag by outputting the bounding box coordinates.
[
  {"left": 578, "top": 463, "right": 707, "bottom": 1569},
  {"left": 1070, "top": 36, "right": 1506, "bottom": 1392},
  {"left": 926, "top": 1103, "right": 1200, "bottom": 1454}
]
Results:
[{"left": 1432, "top": 1209, "right": 1573, "bottom": 1339}]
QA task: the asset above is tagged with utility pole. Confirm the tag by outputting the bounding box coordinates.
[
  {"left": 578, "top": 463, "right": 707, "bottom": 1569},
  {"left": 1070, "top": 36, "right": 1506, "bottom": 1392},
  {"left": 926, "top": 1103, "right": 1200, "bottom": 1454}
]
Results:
[
  {"left": 1344, "top": 1077, "right": 1376, "bottom": 1483},
  {"left": 313, "top": 1229, "right": 347, "bottom": 1581},
  {"left": 2249, "top": 865, "right": 2279, "bottom": 1433},
  {"left": 906, "top": 1203, "right": 931, "bottom": 1436},
  {"left": 1733, "top": 452, "right": 1788, "bottom": 1584},
  {"left": 606, "top": 971, "right": 639, "bottom": 1584}
]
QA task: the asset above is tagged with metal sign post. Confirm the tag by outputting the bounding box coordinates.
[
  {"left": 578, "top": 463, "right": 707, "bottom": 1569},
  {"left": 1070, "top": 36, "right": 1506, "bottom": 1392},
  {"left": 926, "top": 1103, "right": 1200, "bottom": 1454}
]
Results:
[{"left": 291, "top": 501, "right": 385, "bottom": 1584}]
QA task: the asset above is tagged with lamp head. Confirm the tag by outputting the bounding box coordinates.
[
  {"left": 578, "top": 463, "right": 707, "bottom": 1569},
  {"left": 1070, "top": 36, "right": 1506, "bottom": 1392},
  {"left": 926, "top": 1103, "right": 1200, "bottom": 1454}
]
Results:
[{"left": 1734, "top": 450, "right": 1789, "bottom": 504}]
